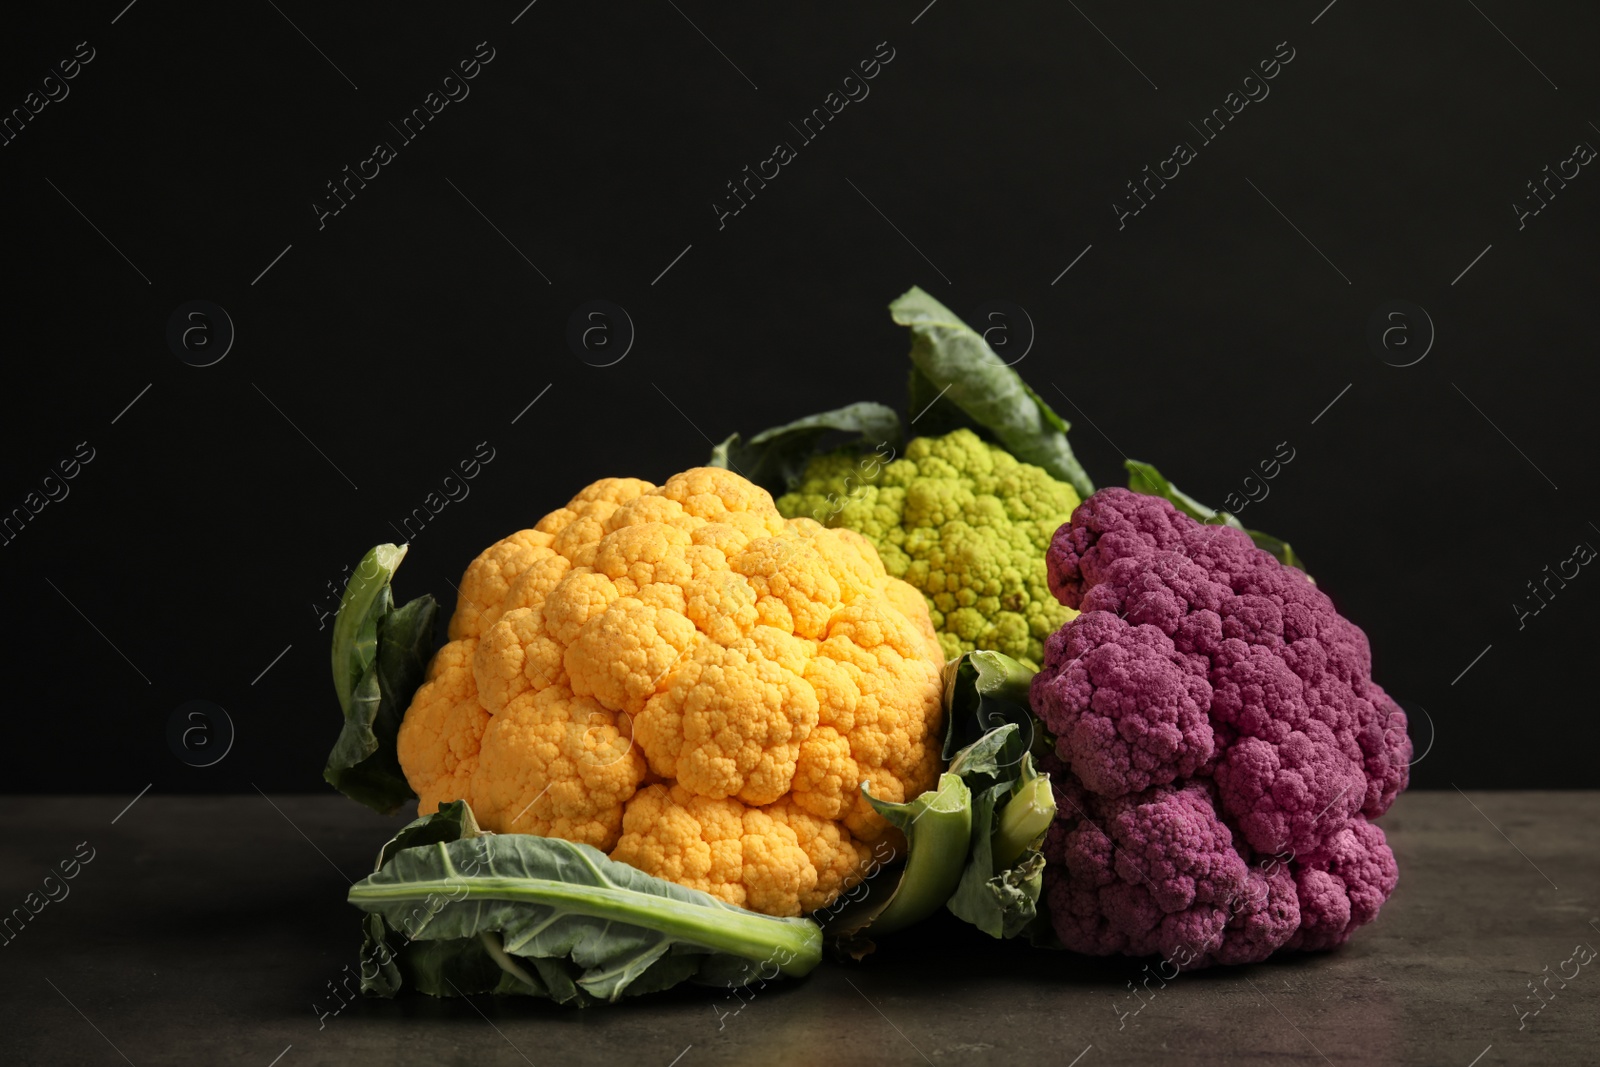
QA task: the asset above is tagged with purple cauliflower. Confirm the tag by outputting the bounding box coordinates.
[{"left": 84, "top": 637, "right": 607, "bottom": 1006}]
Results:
[{"left": 1031, "top": 488, "right": 1409, "bottom": 967}]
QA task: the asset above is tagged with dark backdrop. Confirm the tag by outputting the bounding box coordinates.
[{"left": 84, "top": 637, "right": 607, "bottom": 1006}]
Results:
[{"left": 3, "top": 0, "right": 1595, "bottom": 795}]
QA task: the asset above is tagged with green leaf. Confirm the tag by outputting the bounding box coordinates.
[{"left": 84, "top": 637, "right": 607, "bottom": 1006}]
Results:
[
  {"left": 1124, "top": 459, "right": 1225, "bottom": 525},
  {"left": 947, "top": 723, "right": 1028, "bottom": 784},
  {"left": 891, "top": 287, "right": 1094, "bottom": 498},
  {"left": 357, "top": 912, "right": 404, "bottom": 996},
  {"left": 325, "top": 544, "right": 436, "bottom": 814},
  {"left": 331, "top": 544, "right": 407, "bottom": 715},
  {"left": 988, "top": 850, "right": 1047, "bottom": 937},
  {"left": 348, "top": 801, "right": 823, "bottom": 1004},
  {"left": 709, "top": 402, "right": 902, "bottom": 497},
  {"left": 941, "top": 650, "right": 1039, "bottom": 767},
  {"left": 828, "top": 772, "right": 973, "bottom": 946},
  {"left": 1123, "top": 459, "right": 1310, "bottom": 575},
  {"left": 375, "top": 797, "right": 482, "bottom": 870},
  {"left": 357, "top": 914, "right": 592, "bottom": 1001},
  {"left": 933, "top": 652, "right": 1060, "bottom": 940},
  {"left": 906, "top": 364, "right": 974, "bottom": 438},
  {"left": 826, "top": 652, "right": 1053, "bottom": 952},
  {"left": 948, "top": 772, "right": 1050, "bottom": 935},
  {"left": 1243, "top": 528, "right": 1307, "bottom": 572},
  {"left": 948, "top": 767, "right": 1048, "bottom": 941}
]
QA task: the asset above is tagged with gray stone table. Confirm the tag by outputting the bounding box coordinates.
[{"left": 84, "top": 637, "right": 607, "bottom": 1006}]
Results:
[{"left": 1, "top": 792, "right": 1595, "bottom": 1066}]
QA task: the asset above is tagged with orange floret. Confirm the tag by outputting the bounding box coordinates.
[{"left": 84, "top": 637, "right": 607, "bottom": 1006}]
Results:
[{"left": 398, "top": 467, "right": 946, "bottom": 917}]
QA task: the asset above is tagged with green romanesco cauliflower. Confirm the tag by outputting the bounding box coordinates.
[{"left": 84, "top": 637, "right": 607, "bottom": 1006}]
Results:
[{"left": 777, "top": 428, "right": 1079, "bottom": 668}]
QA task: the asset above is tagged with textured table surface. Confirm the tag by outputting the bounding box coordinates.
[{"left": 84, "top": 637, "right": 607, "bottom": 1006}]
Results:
[{"left": 2, "top": 791, "right": 1595, "bottom": 1066}]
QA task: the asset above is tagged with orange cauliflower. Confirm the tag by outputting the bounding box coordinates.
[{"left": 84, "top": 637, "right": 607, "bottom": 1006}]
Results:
[{"left": 396, "top": 467, "right": 947, "bottom": 916}]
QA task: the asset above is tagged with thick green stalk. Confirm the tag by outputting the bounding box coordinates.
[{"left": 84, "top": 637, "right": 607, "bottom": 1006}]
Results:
[
  {"left": 993, "top": 767, "right": 1056, "bottom": 869},
  {"left": 862, "top": 773, "right": 974, "bottom": 935},
  {"left": 349, "top": 873, "right": 821, "bottom": 977}
]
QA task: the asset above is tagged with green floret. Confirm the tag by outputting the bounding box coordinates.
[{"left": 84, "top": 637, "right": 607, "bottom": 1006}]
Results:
[{"left": 777, "top": 428, "right": 1080, "bottom": 668}]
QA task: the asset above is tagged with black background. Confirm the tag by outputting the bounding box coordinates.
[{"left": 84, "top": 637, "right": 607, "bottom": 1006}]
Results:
[{"left": 2, "top": 0, "right": 1595, "bottom": 795}]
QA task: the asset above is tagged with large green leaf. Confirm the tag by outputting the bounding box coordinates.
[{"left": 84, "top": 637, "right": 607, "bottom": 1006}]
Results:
[
  {"left": 1124, "top": 459, "right": 1308, "bottom": 574},
  {"left": 325, "top": 543, "right": 436, "bottom": 814},
  {"left": 891, "top": 287, "right": 1094, "bottom": 498},
  {"left": 375, "top": 793, "right": 482, "bottom": 869},
  {"left": 906, "top": 364, "right": 972, "bottom": 438},
  {"left": 348, "top": 802, "right": 823, "bottom": 1005},
  {"left": 708, "top": 401, "right": 902, "bottom": 497}
]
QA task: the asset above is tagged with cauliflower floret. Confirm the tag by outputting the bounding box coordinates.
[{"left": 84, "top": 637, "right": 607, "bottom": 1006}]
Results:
[
  {"left": 1033, "top": 487, "right": 1411, "bottom": 966},
  {"left": 398, "top": 466, "right": 946, "bottom": 917},
  {"left": 449, "top": 531, "right": 558, "bottom": 640},
  {"left": 471, "top": 685, "right": 647, "bottom": 849},
  {"left": 1042, "top": 776, "right": 1247, "bottom": 960},
  {"left": 1035, "top": 611, "right": 1214, "bottom": 798},
  {"left": 778, "top": 428, "right": 1081, "bottom": 667},
  {"left": 395, "top": 639, "right": 489, "bottom": 816},
  {"left": 1286, "top": 816, "right": 1398, "bottom": 952},
  {"left": 634, "top": 626, "right": 818, "bottom": 806},
  {"left": 797, "top": 598, "right": 945, "bottom": 840},
  {"left": 611, "top": 784, "right": 874, "bottom": 915}
]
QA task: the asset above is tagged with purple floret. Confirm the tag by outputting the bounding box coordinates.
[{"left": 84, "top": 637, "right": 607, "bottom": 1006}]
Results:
[
  {"left": 1042, "top": 777, "right": 1246, "bottom": 961},
  {"left": 1031, "top": 488, "right": 1410, "bottom": 968},
  {"left": 1035, "top": 613, "right": 1214, "bottom": 798},
  {"left": 1204, "top": 860, "right": 1301, "bottom": 967}
]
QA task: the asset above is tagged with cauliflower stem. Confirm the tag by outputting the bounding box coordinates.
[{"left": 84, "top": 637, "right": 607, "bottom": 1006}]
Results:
[{"left": 993, "top": 760, "right": 1055, "bottom": 869}]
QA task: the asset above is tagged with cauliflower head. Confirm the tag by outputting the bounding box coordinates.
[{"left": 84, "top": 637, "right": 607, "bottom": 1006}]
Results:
[
  {"left": 1031, "top": 488, "right": 1410, "bottom": 967},
  {"left": 395, "top": 467, "right": 946, "bottom": 917},
  {"left": 777, "top": 428, "right": 1081, "bottom": 668}
]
